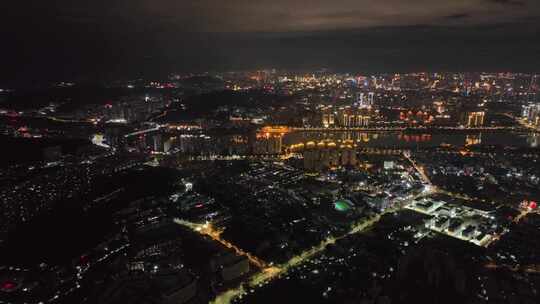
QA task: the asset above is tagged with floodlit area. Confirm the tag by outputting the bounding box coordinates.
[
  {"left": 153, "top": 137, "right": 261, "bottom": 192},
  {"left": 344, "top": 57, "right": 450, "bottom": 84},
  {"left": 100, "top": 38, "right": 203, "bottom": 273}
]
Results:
[{"left": 406, "top": 197, "right": 498, "bottom": 246}]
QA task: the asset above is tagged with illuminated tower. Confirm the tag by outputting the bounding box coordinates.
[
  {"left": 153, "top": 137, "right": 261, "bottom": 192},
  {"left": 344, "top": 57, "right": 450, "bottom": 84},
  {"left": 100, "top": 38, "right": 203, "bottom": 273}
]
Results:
[
  {"left": 357, "top": 92, "right": 374, "bottom": 109},
  {"left": 368, "top": 92, "right": 375, "bottom": 106},
  {"left": 357, "top": 93, "right": 366, "bottom": 108}
]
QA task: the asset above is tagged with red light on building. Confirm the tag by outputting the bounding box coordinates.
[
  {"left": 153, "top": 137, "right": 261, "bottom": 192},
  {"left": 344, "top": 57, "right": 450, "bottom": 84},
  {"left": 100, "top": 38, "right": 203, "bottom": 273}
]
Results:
[
  {"left": 1, "top": 281, "right": 16, "bottom": 291},
  {"left": 521, "top": 200, "right": 538, "bottom": 210},
  {"left": 80, "top": 254, "right": 88, "bottom": 264}
]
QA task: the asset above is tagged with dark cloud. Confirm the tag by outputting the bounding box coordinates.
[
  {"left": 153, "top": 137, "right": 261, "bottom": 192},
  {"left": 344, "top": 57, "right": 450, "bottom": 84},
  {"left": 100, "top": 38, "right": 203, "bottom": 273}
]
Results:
[
  {"left": 2, "top": 0, "right": 539, "bottom": 32},
  {"left": 0, "top": 0, "right": 539, "bottom": 84},
  {"left": 444, "top": 13, "right": 471, "bottom": 20},
  {"left": 487, "top": 0, "right": 526, "bottom": 6}
]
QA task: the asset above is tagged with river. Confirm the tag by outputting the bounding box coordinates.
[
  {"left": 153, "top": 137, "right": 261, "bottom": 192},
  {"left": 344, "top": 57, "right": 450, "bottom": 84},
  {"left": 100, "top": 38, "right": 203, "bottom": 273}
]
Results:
[{"left": 283, "top": 130, "right": 540, "bottom": 149}]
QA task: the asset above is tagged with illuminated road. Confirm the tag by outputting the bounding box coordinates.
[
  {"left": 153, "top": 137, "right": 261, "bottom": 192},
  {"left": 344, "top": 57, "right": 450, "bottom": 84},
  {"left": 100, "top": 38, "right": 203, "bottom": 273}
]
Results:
[
  {"left": 47, "top": 116, "right": 91, "bottom": 124},
  {"left": 502, "top": 113, "right": 540, "bottom": 132},
  {"left": 513, "top": 208, "right": 539, "bottom": 223},
  {"left": 401, "top": 152, "right": 493, "bottom": 204},
  {"left": 209, "top": 213, "right": 386, "bottom": 304},
  {"left": 175, "top": 213, "right": 389, "bottom": 304},
  {"left": 124, "top": 125, "right": 162, "bottom": 138},
  {"left": 173, "top": 219, "right": 268, "bottom": 269},
  {"left": 174, "top": 189, "right": 436, "bottom": 304},
  {"left": 402, "top": 151, "right": 433, "bottom": 185}
]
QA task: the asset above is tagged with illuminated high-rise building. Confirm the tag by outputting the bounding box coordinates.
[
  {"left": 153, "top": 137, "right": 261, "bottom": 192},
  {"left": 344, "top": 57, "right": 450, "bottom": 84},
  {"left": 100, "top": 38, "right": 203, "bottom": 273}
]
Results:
[
  {"left": 465, "top": 111, "right": 485, "bottom": 127},
  {"left": 356, "top": 92, "right": 366, "bottom": 107},
  {"left": 299, "top": 140, "right": 357, "bottom": 171},
  {"left": 252, "top": 134, "right": 282, "bottom": 155},
  {"left": 322, "top": 112, "right": 336, "bottom": 127},
  {"left": 368, "top": 92, "right": 375, "bottom": 105},
  {"left": 356, "top": 92, "right": 374, "bottom": 109},
  {"left": 337, "top": 108, "right": 371, "bottom": 127},
  {"left": 522, "top": 103, "right": 540, "bottom": 126}
]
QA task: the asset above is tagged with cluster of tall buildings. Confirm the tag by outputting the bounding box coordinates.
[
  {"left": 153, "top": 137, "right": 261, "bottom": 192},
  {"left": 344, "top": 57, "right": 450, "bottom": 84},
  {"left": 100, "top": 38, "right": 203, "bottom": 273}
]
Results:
[
  {"left": 464, "top": 111, "right": 486, "bottom": 128},
  {"left": 356, "top": 92, "right": 375, "bottom": 108},
  {"left": 252, "top": 133, "right": 282, "bottom": 155},
  {"left": 102, "top": 97, "right": 167, "bottom": 123},
  {"left": 322, "top": 107, "right": 371, "bottom": 128},
  {"left": 292, "top": 140, "right": 357, "bottom": 171},
  {"left": 318, "top": 91, "right": 375, "bottom": 128},
  {"left": 123, "top": 126, "right": 285, "bottom": 157}
]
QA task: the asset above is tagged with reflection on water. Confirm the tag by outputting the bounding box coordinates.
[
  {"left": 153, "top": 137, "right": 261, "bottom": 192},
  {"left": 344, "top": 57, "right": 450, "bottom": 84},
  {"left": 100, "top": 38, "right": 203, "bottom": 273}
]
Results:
[
  {"left": 528, "top": 133, "right": 540, "bottom": 148},
  {"left": 465, "top": 134, "right": 482, "bottom": 146},
  {"left": 283, "top": 131, "right": 538, "bottom": 149}
]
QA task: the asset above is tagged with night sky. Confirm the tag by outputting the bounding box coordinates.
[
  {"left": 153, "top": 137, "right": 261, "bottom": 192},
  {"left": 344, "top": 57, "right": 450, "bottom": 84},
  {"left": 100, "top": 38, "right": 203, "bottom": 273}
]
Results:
[{"left": 1, "top": 0, "right": 540, "bottom": 84}]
